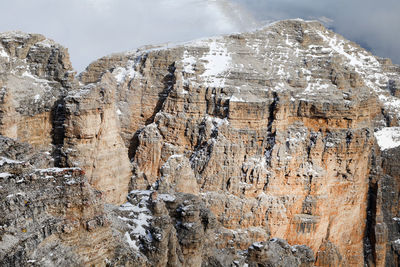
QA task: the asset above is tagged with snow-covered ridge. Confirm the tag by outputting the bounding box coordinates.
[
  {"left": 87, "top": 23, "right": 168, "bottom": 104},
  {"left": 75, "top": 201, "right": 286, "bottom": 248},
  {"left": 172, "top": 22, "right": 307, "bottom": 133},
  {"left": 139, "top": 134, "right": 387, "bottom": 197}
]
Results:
[
  {"left": 0, "top": 30, "right": 32, "bottom": 40},
  {"left": 76, "top": 19, "right": 399, "bottom": 128},
  {"left": 110, "top": 36, "right": 232, "bottom": 87},
  {"left": 35, "top": 38, "right": 56, "bottom": 48},
  {"left": 121, "top": 19, "right": 307, "bottom": 55},
  {"left": 313, "top": 28, "right": 400, "bottom": 117}
]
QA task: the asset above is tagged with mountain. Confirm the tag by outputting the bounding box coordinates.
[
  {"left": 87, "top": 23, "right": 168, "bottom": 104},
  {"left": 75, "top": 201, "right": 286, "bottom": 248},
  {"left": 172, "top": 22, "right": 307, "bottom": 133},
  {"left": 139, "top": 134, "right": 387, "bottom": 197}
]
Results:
[{"left": 0, "top": 19, "right": 399, "bottom": 266}]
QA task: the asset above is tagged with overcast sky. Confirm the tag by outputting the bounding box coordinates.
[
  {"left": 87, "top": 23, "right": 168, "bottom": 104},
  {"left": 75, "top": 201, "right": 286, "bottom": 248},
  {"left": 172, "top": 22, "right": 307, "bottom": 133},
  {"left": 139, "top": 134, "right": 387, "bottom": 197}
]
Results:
[{"left": 0, "top": 0, "right": 398, "bottom": 71}]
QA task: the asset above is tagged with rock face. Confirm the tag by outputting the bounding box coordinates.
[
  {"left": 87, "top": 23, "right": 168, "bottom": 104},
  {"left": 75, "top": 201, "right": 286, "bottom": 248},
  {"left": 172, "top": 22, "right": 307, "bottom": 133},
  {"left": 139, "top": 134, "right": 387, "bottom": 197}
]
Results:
[
  {"left": 62, "top": 73, "right": 132, "bottom": 204},
  {"left": 1, "top": 19, "right": 400, "bottom": 266},
  {"left": 0, "top": 136, "right": 138, "bottom": 266},
  {"left": 0, "top": 31, "right": 75, "bottom": 150},
  {"left": 366, "top": 129, "right": 400, "bottom": 267},
  {"left": 246, "top": 238, "right": 314, "bottom": 267}
]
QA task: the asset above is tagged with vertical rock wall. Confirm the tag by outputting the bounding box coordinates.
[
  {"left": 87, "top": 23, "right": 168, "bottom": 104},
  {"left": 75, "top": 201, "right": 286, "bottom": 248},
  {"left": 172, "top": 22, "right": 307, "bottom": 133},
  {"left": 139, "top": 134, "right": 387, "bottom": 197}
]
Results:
[
  {"left": 0, "top": 32, "right": 75, "bottom": 150},
  {"left": 62, "top": 73, "right": 132, "bottom": 205},
  {"left": 1, "top": 19, "right": 400, "bottom": 266}
]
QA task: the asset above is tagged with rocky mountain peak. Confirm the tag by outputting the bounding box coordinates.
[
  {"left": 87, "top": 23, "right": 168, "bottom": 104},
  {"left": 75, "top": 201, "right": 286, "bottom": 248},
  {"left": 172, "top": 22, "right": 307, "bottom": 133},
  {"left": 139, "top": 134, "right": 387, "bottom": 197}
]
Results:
[{"left": 1, "top": 20, "right": 400, "bottom": 266}]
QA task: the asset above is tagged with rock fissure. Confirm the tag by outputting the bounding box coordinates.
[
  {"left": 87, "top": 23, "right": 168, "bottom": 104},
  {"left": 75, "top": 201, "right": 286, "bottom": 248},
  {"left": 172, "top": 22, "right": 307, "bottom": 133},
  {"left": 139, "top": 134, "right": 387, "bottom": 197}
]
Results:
[
  {"left": 265, "top": 92, "right": 279, "bottom": 167},
  {"left": 146, "top": 63, "right": 176, "bottom": 125},
  {"left": 364, "top": 178, "right": 378, "bottom": 265},
  {"left": 50, "top": 98, "right": 66, "bottom": 167}
]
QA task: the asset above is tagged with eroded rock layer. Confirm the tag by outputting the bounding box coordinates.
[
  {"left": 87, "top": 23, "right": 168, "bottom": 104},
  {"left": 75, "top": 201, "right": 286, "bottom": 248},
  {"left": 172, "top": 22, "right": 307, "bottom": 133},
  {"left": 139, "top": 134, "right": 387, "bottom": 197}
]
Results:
[
  {"left": 1, "top": 19, "right": 400, "bottom": 266},
  {"left": 0, "top": 31, "right": 75, "bottom": 149},
  {"left": 62, "top": 73, "right": 132, "bottom": 204}
]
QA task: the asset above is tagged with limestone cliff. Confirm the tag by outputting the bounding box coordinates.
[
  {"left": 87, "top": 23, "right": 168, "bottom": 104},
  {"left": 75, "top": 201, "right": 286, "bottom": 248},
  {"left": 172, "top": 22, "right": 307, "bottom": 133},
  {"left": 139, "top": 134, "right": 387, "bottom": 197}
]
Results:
[
  {"left": 0, "top": 31, "right": 75, "bottom": 150},
  {"left": 1, "top": 19, "right": 400, "bottom": 266},
  {"left": 62, "top": 72, "right": 132, "bottom": 204}
]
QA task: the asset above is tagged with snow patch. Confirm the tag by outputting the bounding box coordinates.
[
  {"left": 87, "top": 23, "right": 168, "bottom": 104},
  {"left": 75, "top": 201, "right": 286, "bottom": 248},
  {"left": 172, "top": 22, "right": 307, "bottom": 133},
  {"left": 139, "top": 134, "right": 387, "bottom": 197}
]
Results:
[
  {"left": 302, "top": 162, "right": 324, "bottom": 177},
  {"left": 158, "top": 194, "right": 176, "bottom": 202},
  {"left": 36, "top": 167, "right": 80, "bottom": 173},
  {"left": 206, "top": 115, "right": 229, "bottom": 128},
  {"left": 374, "top": 127, "right": 400, "bottom": 150},
  {"left": 68, "top": 88, "right": 92, "bottom": 99},
  {"left": 182, "top": 51, "right": 197, "bottom": 74},
  {"left": 34, "top": 94, "right": 40, "bottom": 102},
  {"left": 316, "top": 32, "right": 364, "bottom": 67},
  {"left": 119, "top": 202, "right": 152, "bottom": 236},
  {"left": 379, "top": 95, "right": 400, "bottom": 112},
  {"left": 169, "top": 154, "right": 183, "bottom": 160},
  {"left": 250, "top": 242, "right": 264, "bottom": 249},
  {"left": 0, "top": 47, "right": 9, "bottom": 60},
  {"left": 0, "top": 157, "right": 22, "bottom": 166},
  {"left": 21, "top": 71, "right": 49, "bottom": 84},
  {"left": 129, "top": 190, "right": 152, "bottom": 196},
  {"left": 119, "top": 191, "right": 154, "bottom": 251},
  {"left": 36, "top": 39, "right": 55, "bottom": 48},
  {"left": 200, "top": 40, "right": 231, "bottom": 87},
  {"left": 230, "top": 95, "right": 245, "bottom": 102},
  {"left": 6, "top": 192, "right": 25, "bottom": 198},
  {"left": 286, "top": 129, "right": 307, "bottom": 144},
  {"left": 0, "top": 172, "right": 12, "bottom": 178},
  {"left": 65, "top": 179, "right": 77, "bottom": 185},
  {"left": 124, "top": 232, "right": 139, "bottom": 250},
  {"left": 112, "top": 60, "right": 142, "bottom": 84}
]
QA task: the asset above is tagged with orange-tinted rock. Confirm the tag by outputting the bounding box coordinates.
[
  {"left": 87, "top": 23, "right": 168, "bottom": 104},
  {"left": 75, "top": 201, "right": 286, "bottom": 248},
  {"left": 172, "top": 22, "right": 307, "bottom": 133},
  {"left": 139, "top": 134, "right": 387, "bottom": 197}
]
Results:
[
  {"left": 0, "top": 32, "right": 75, "bottom": 150},
  {"left": 93, "top": 19, "right": 398, "bottom": 266},
  {"left": 1, "top": 19, "right": 400, "bottom": 266},
  {"left": 62, "top": 73, "right": 132, "bottom": 205}
]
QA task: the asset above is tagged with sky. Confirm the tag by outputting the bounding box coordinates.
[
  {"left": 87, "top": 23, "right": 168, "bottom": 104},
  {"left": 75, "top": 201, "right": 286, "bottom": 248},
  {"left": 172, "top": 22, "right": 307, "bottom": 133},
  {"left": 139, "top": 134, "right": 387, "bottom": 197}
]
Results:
[{"left": 0, "top": 0, "right": 398, "bottom": 72}]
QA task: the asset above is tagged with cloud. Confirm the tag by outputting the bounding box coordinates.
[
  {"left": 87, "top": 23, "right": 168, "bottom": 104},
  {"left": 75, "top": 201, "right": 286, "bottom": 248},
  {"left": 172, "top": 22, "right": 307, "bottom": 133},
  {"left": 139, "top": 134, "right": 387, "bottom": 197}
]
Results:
[
  {"left": 232, "top": 0, "right": 400, "bottom": 64},
  {"left": 0, "top": 0, "right": 255, "bottom": 71},
  {"left": 0, "top": 0, "right": 398, "bottom": 71}
]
